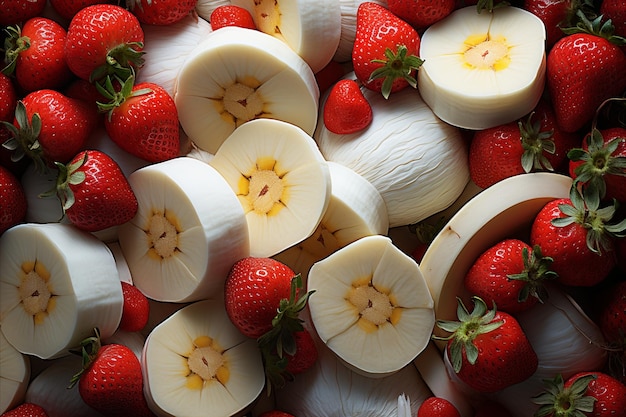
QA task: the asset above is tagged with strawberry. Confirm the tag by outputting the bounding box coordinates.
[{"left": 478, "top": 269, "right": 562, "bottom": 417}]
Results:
[
  {"left": 126, "top": 0, "right": 198, "bottom": 26},
  {"left": 0, "top": 0, "right": 47, "bottom": 26},
  {"left": 434, "top": 296, "right": 538, "bottom": 393},
  {"left": 51, "top": 149, "right": 138, "bottom": 232},
  {"left": 523, "top": 0, "right": 577, "bottom": 50},
  {"left": 352, "top": 2, "right": 424, "bottom": 99},
  {"left": 417, "top": 396, "right": 461, "bottom": 417},
  {"left": 285, "top": 328, "right": 318, "bottom": 375},
  {"left": 601, "top": 0, "right": 626, "bottom": 45},
  {"left": 64, "top": 4, "right": 145, "bottom": 83},
  {"left": 314, "top": 60, "right": 349, "bottom": 94},
  {"left": 258, "top": 411, "right": 295, "bottom": 417},
  {"left": 387, "top": 0, "right": 456, "bottom": 29},
  {"left": 0, "top": 73, "right": 24, "bottom": 176},
  {"left": 323, "top": 79, "right": 373, "bottom": 134},
  {"left": 0, "top": 165, "right": 27, "bottom": 235},
  {"left": 533, "top": 372, "right": 626, "bottom": 417},
  {"left": 1, "top": 403, "right": 49, "bottom": 417},
  {"left": 3, "top": 17, "right": 73, "bottom": 93},
  {"left": 48, "top": 0, "right": 117, "bottom": 21},
  {"left": 597, "top": 280, "right": 626, "bottom": 383},
  {"left": 464, "top": 239, "right": 557, "bottom": 314},
  {"left": 546, "top": 12, "right": 626, "bottom": 133},
  {"left": 98, "top": 76, "right": 180, "bottom": 163},
  {"left": 209, "top": 5, "right": 257, "bottom": 30},
  {"left": 118, "top": 281, "right": 150, "bottom": 333}
]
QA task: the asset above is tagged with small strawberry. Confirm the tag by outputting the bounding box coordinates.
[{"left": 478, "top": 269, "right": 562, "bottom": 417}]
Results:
[
  {"left": 48, "top": 0, "right": 117, "bottom": 22},
  {"left": 352, "top": 2, "right": 424, "bottom": 99},
  {"left": 323, "top": 79, "right": 373, "bottom": 134},
  {"left": 118, "top": 281, "right": 150, "bottom": 333},
  {"left": 209, "top": 5, "right": 257, "bottom": 30},
  {"left": 126, "top": 0, "right": 198, "bottom": 26},
  {"left": 0, "top": 0, "right": 47, "bottom": 26},
  {"left": 0, "top": 402, "right": 49, "bottom": 417},
  {"left": 417, "top": 396, "right": 461, "bottom": 417},
  {"left": 434, "top": 296, "right": 538, "bottom": 393},
  {"left": 258, "top": 411, "right": 295, "bottom": 417},
  {"left": 51, "top": 149, "right": 138, "bottom": 232},
  {"left": 464, "top": 239, "right": 557, "bottom": 314},
  {"left": 0, "top": 165, "right": 27, "bottom": 235},
  {"left": 387, "top": 0, "right": 456, "bottom": 29},
  {"left": 285, "top": 328, "right": 318, "bottom": 375}
]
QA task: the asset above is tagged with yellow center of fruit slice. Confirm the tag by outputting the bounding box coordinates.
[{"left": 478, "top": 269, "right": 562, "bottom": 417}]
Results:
[
  {"left": 462, "top": 34, "right": 510, "bottom": 71},
  {"left": 347, "top": 276, "right": 402, "bottom": 333},
  {"left": 145, "top": 209, "right": 181, "bottom": 259},
  {"left": 222, "top": 77, "right": 267, "bottom": 126},
  {"left": 250, "top": 0, "right": 285, "bottom": 39},
  {"left": 299, "top": 223, "right": 342, "bottom": 258},
  {"left": 238, "top": 156, "right": 288, "bottom": 216},
  {"left": 18, "top": 260, "right": 55, "bottom": 325},
  {"left": 185, "top": 336, "right": 230, "bottom": 389}
]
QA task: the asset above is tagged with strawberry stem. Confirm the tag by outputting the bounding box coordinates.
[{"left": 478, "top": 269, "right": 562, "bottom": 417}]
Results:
[
  {"left": 532, "top": 373, "right": 597, "bottom": 416},
  {"left": 369, "top": 45, "right": 423, "bottom": 99},
  {"left": 67, "top": 328, "right": 102, "bottom": 389}
]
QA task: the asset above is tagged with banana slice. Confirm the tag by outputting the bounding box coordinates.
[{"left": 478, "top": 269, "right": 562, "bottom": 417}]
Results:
[
  {"left": 0, "top": 223, "right": 123, "bottom": 359},
  {"left": 417, "top": 5, "right": 546, "bottom": 130},
  {"left": 0, "top": 329, "right": 30, "bottom": 414},
  {"left": 307, "top": 235, "right": 435, "bottom": 377},
  {"left": 209, "top": 118, "right": 331, "bottom": 258},
  {"left": 117, "top": 156, "right": 249, "bottom": 303},
  {"left": 274, "top": 161, "right": 389, "bottom": 280},
  {"left": 231, "top": 0, "right": 341, "bottom": 73},
  {"left": 174, "top": 26, "right": 319, "bottom": 155},
  {"left": 142, "top": 299, "right": 265, "bottom": 417}
]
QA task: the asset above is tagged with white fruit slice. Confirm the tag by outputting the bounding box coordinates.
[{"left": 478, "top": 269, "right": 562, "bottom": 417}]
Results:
[
  {"left": 333, "top": 0, "right": 387, "bottom": 63},
  {"left": 0, "top": 223, "right": 123, "bottom": 359},
  {"left": 106, "top": 242, "right": 133, "bottom": 284},
  {"left": 0, "top": 329, "right": 30, "bottom": 414},
  {"left": 209, "top": 118, "right": 331, "bottom": 258},
  {"left": 274, "top": 161, "right": 389, "bottom": 279},
  {"left": 142, "top": 299, "right": 265, "bottom": 417},
  {"left": 174, "top": 26, "right": 319, "bottom": 155},
  {"left": 307, "top": 235, "right": 435, "bottom": 376},
  {"left": 417, "top": 5, "right": 546, "bottom": 130},
  {"left": 117, "top": 156, "right": 249, "bottom": 303},
  {"left": 231, "top": 0, "right": 341, "bottom": 73}
]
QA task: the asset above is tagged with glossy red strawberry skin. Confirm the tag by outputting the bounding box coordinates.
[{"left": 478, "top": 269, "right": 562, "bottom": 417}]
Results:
[
  {"left": 323, "top": 79, "right": 373, "bottom": 134},
  {"left": 601, "top": 0, "right": 626, "bottom": 44},
  {"left": 0, "top": 166, "right": 27, "bottom": 235},
  {"left": 48, "top": 0, "right": 116, "bottom": 21},
  {"left": 523, "top": 0, "right": 573, "bottom": 50},
  {"left": 209, "top": 5, "right": 257, "bottom": 30},
  {"left": 1, "top": 402, "right": 49, "bottom": 417},
  {"left": 417, "top": 396, "right": 461, "bottom": 417},
  {"left": 285, "top": 329, "right": 318, "bottom": 375},
  {"left": 387, "top": 0, "right": 456, "bottom": 29},
  {"left": 564, "top": 372, "right": 626, "bottom": 417},
  {"left": 258, "top": 411, "right": 295, "bottom": 417},
  {"left": 598, "top": 280, "right": 626, "bottom": 345},
  {"left": 0, "top": 0, "right": 47, "bottom": 26},
  {"left": 224, "top": 257, "right": 297, "bottom": 339},
  {"left": 118, "top": 281, "right": 150, "bottom": 333},
  {"left": 129, "top": 0, "right": 198, "bottom": 26}
]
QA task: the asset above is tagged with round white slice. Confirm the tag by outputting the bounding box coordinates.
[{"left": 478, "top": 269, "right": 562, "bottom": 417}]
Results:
[
  {"left": 118, "top": 156, "right": 250, "bottom": 303},
  {"left": 174, "top": 26, "right": 319, "bottom": 155},
  {"left": 0, "top": 329, "right": 30, "bottom": 414},
  {"left": 417, "top": 5, "right": 546, "bottom": 130},
  {"left": 307, "top": 235, "right": 435, "bottom": 376},
  {"left": 209, "top": 118, "right": 331, "bottom": 258},
  {"left": 0, "top": 223, "right": 123, "bottom": 359},
  {"left": 142, "top": 299, "right": 265, "bottom": 417}
]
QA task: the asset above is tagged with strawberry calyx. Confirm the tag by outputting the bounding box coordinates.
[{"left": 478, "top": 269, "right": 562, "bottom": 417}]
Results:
[
  {"left": 369, "top": 45, "right": 423, "bottom": 99},
  {"left": 2, "top": 25, "right": 30, "bottom": 76},
  {"left": 532, "top": 373, "right": 597, "bottom": 417},
  {"left": 125, "top": 0, "right": 152, "bottom": 13},
  {"left": 1, "top": 100, "right": 46, "bottom": 171},
  {"left": 561, "top": 9, "right": 626, "bottom": 46},
  {"left": 89, "top": 42, "right": 145, "bottom": 84},
  {"left": 96, "top": 74, "right": 152, "bottom": 121},
  {"left": 518, "top": 111, "right": 557, "bottom": 173},
  {"left": 43, "top": 151, "right": 88, "bottom": 212},
  {"left": 433, "top": 296, "right": 504, "bottom": 373},
  {"left": 475, "top": 0, "right": 510, "bottom": 14},
  {"left": 507, "top": 244, "right": 558, "bottom": 304},
  {"left": 67, "top": 327, "right": 103, "bottom": 389}
]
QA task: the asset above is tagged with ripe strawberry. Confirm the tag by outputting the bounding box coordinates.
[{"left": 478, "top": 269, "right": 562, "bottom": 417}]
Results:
[
  {"left": 352, "top": 2, "right": 424, "bottom": 99},
  {"left": 523, "top": 0, "right": 576, "bottom": 50},
  {"left": 52, "top": 149, "right": 138, "bottom": 232},
  {"left": 118, "top": 281, "right": 150, "bottom": 333},
  {"left": 0, "top": 0, "right": 47, "bottom": 26},
  {"left": 3, "top": 17, "right": 73, "bottom": 93},
  {"left": 323, "top": 79, "right": 373, "bottom": 134},
  {"left": 0, "top": 73, "right": 24, "bottom": 176},
  {"left": 546, "top": 12, "right": 626, "bottom": 133},
  {"left": 258, "top": 411, "right": 295, "bottom": 417},
  {"left": 597, "top": 280, "right": 626, "bottom": 380},
  {"left": 601, "top": 0, "right": 626, "bottom": 44},
  {"left": 285, "top": 328, "right": 318, "bottom": 375},
  {"left": 417, "top": 396, "right": 460, "bottom": 417},
  {"left": 0, "top": 165, "right": 27, "bottom": 235},
  {"left": 64, "top": 4, "right": 145, "bottom": 83},
  {"left": 209, "top": 5, "right": 257, "bottom": 30},
  {"left": 387, "top": 0, "right": 456, "bottom": 29},
  {"left": 126, "top": 0, "right": 198, "bottom": 26},
  {"left": 464, "top": 239, "right": 557, "bottom": 314},
  {"left": 1, "top": 402, "right": 49, "bottom": 416},
  {"left": 533, "top": 372, "right": 626, "bottom": 417},
  {"left": 434, "top": 296, "right": 538, "bottom": 393},
  {"left": 99, "top": 76, "right": 180, "bottom": 163},
  {"left": 48, "top": 0, "right": 117, "bottom": 22},
  {"left": 314, "top": 60, "right": 349, "bottom": 94}
]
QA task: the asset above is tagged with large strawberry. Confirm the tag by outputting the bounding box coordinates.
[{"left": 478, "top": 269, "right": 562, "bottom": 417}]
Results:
[
  {"left": 434, "top": 296, "right": 538, "bottom": 393},
  {"left": 126, "top": 0, "right": 198, "bottom": 26},
  {"left": 386, "top": 0, "right": 456, "bottom": 29},
  {"left": 0, "top": 165, "right": 27, "bottom": 235},
  {"left": 48, "top": 0, "right": 116, "bottom": 21},
  {"left": 0, "top": 0, "right": 47, "bottom": 26},
  {"left": 352, "top": 2, "right": 424, "bottom": 99},
  {"left": 323, "top": 78, "right": 373, "bottom": 134}
]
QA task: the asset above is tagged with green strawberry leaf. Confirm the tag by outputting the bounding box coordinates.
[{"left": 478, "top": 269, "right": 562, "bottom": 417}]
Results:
[{"left": 369, "top": 45, "right": 423, "bottom": 99}]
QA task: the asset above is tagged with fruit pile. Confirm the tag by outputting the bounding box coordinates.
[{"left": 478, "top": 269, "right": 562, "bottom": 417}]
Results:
[{"left": 1, "top": 0, "right": 625, "bottom": 416}]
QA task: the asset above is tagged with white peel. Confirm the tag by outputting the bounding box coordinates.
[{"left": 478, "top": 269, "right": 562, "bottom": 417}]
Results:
[{"left": 0, "top": 329, "right": 30, "bottom": 414}]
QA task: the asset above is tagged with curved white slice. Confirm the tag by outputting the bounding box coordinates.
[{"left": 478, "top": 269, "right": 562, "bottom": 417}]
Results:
[
  {"left": 0, "top": 223, "right": 123, "bottom": 359},
  {"left": 231, "top": 0, "right": 341, "bottom": 73},
  {"left": 142, "top": 299, "right": 265, "bottom": 417},
  {"left": 274, "top": 161, "right": 389, "bottom": 279},
  {"left": 174, "top": 26, "right": 319, "bottom": 155},
  {"left": 118, "top": 157, "right": 249, "bottom": 303},
  {"left": 333, "top": 0, "right": 387, "bottom": 63},
  {"left": 0, "top": 330, "right": 30, "bottom": 414},
  {"left": 209, "top": 118, "right": 331, "bottom": 258},
  {"left": 418, "top": 5, "right": 546, "bottom": 130},
  {"left": 307, "top": 235, "right": 435, "bottom": 376}
]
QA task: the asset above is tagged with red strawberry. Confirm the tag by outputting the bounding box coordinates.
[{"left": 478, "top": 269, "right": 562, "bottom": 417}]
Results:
[
  {"left": 387, "top": 0, "right": 456, "bottom": 29},
  {"left": 48, "top": 0, "right": 117, "bottom": 22},
  {"left": 52, "top": 149, "right": 138, "bottom": 232},
  {"left": 285, "top": 328, "right": 318, "bottom": 375},
  {"left": 464, "top": 239, "right": 557, "bottom": 314},
  {"left": 0, "top": 0, "right": 47, "bottom": 26},
  {"left": 64, "top": 4, "right": 145, "bottom": 83},
  {"left": 1, "top": 403, "right": 49, "bottom": 417},
  {"left": 598, "top": 280, "right": 626, "bottom": 381},
  {"left": 3, "top": 17, "right": 73, "bottom": 93},
  {"left": 99, "top": 76, "right": 180, "bottom": 163},
  {"left": 0, "top": 165, "right": 27, "bottom": 235},
  {"left": 417, "top": 396, "right": 461, "bottom": 417},
  {"left": 209, "top": 5, "right": 257, "bottom": 30},
  {"left": 258, "top": 411, "right": 295, "bottom": 417},
  {"left": 546, "top": 12, "right": 626, "bottom": 133},
  {"left": 534, "top": 372, "right": 626, "bottom": 417},
  {"left": 352, "top": 2, "right": 424, "bottom": 99},
  {"left": 434, "top": 296, "right": 538, "bottom": 393},
  {"left": 601, "top": 0, "right": 626, "bottom": 44},
  {"left": 323, "top": 79, "right": 373, "bottom": 134},
  {"left": 0, "top": 73, "right": 25, "bottom": 176},
  {"left": 523, "top": 0, "right": 577, "bottom": 50},
  {"left": 118, "top": 281, "right": 150, "bottom": 333},
  {"left": 314, "top": 60, "right": 349, "bottom": 94},
  {"left": 126, "top": 0, "right": 198, "bottom": 26}
]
